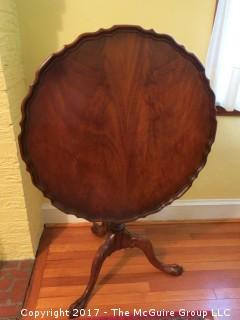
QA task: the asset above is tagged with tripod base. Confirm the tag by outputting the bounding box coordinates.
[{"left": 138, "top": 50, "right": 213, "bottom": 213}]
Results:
[{"left": 69, "top": 223, "right": 183, "bottom": 318}]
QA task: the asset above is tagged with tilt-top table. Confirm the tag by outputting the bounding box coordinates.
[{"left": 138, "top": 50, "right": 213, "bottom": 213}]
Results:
[{"left": 19, "top": 25, "right": 217, "bottom": 318}]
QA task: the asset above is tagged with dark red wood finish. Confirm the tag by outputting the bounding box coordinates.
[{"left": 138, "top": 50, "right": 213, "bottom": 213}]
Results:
[
  {"left": 69, "top": 223, "right": 183, "bottom": 316},
  {"left": 19, "top": 26, "right": 216, "bottom": 223}
]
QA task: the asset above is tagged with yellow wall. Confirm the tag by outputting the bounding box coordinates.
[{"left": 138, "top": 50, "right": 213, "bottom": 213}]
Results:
[
  {"left": 0, "top": 0, "right": 43, "bottom": 260},
  {"left": 15, "top": 0, "right": 240, "bottom": 201},
  {"left": 17, "top": 0, "right": 214, "bottom": 84}
]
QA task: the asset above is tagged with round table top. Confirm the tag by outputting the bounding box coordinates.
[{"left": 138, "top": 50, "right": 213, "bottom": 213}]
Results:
[{"left": 19, "top": 26, "right": 216, "bottom": 223}]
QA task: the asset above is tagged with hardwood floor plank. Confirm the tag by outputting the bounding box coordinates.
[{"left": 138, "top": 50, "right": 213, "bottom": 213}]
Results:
[
  {"left": 39, "top": 282, "right": 150, "bottom": 298},
  {"left": 47, "top": 246, "right": 240, "bottom": 263},
  {"left": 49, "top": 238, "right": 240, "bottom": 252},
  {"left": 182, "top": 261, "right": 240, "bottom": 271},
  {"left": 37, "top": 289, "right": 216, "bottom": 309},
  {"left": 44, "top": 259, "right": 240, "bottom": 275},
  {"left": 23, "top": 221, "right": 240, "bottom": 320},
  {"left": 149, "top": 270, "right": 240, "bottom": 291},
  {"left": 215, "top": 288, "right": 240, "bottom": 299}
]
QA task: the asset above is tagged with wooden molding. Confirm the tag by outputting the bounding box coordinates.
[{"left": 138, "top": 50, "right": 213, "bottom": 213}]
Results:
[{"left": 216, "top": 105, "right": 240, "bottom": 116}]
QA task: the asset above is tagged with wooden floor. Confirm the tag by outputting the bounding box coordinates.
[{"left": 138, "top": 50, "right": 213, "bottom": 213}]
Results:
[{"left": 24, "top": 221, "right": 240, "bottom": 320}]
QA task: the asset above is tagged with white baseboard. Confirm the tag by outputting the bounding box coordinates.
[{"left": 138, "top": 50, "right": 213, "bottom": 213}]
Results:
[{"left": 42, "top": 199, "right": 240, "bottom": 224}]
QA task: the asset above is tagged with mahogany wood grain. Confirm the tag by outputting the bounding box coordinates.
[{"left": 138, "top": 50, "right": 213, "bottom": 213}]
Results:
[{"left": 19, "top": 25, "right": 216, "bottom": 222}]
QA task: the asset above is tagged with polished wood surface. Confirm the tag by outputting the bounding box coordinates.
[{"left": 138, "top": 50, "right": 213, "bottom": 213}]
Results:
[
  {"left": 68, "top": 223, "right": 183, "bottom": 317},
  {"left": 24, "top": 222, "right": 240, "bottom": 320},
  {"left": 19, "top": 26, "right": 216, "bottom": 222}
]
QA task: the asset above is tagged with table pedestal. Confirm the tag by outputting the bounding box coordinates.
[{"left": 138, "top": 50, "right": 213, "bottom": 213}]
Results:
[{"left": 69, "top": 223, "right": 184, "bottom": 318}]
